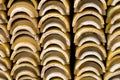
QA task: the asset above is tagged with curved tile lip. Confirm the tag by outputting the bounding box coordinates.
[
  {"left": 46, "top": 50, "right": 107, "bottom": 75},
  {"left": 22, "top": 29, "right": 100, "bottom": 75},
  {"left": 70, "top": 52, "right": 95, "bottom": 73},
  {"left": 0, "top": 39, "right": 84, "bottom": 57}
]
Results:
[
  {"left": 78, "top": 34, "right": 101, "bottom": 46},
  {"left": 15, "top": 56, "right": 38, "bottom": 67},
  {"left": 107, "top": 48, "right": 120, "bottom": 61},
  {"left": 104, "top": 70, "right": 120, "bottom": 80},
  {"left": 38, "top": 0, "right": 68, "bottom": 16},
  {"left": 11, "top": 36, "right": 40, "bottom": 52},
  {"left": 38, "top": 0, "right": 70, "bottom": 14},
  {"left": 74, "top": 0, "right": 107, "bottom": 10},
  {"left": 10, "top": 25, "right": 37, "bottom": 36},
  {"left": 73, "top": 20, "right": 103, "bottom": 33},
  {"left": 109, "top": 63, "right": 120, "bottom": 72},
  {"left": 76, "top": 66, "right": 100, "bottom": 76},
  {"left": 40, "top": 33, "right": 70, "bottom": 49},
  {"left": 40, "top": 30, "right": 70, "bottom": 48},
  {"left": 41, "top": 22, "right": 67, "bottom": 33},
  {"left": 74, "top": 0, "right": 106, "bottom": 15},
  {"left": 39, "top": 29, "right": 70, "bottom": 47},
  {"left": 11, "top": 50, "right": 40, "bottom": 66},
  {"left": 38, "top": 12, "right": 70, "bottom": 32},
  {"left": 0, "top": 25, "right": 9, "bottom": 38},
  {"left": 0, "top": 57, "right": 11, "bottom": 70},
  {"left": 0, "top": 43, "right": 10, "bottom": 57},
  {"left": 0, "top": 33, "right": 8, "bottom": 43},
  {"left": 79, "top": 51, "right": 103, "bottom": 61},
  {"left": 107, "top": 30, "right": 120, "bottom": 50},
  {"left": 0, "top": 61, "right": 8, "bottom": 71},
  {"left": 73, "top": 15, "right": 103, "bottom": 33},
  {"left": 40, "top": 46, "right": 70, "bottom": 64},
  {"left": 107, "top": 56, "right": 120, "bottom": 71},
  {"left": 75, "top": 43, "right": 106, "bottom": 60},
  {"left": 106, "top": 22, "right": 120, "bottom": 34},
  {"left": 9, "top": 19, "right": 39, "bottom": 34},
  {"left": 74, "top": 57, "right": 106, "bottom": 74},
  {"left": 7, "top": 14, "right": 38, "bottom": 31},
  {"left": 0, "top": 25, "right": 10, "bottom": 43},
  {"left": 106, "top": 5, "right": 120, "bottom": 23},
  {"left": 10, "top": 48, "right": 40, "bottom": 65},
  {"left": 41, "top": 56, "right": 67, "bottom": 66},
  {"left": 72, "top": 10, "right": 104, "bottom": 28},
  {"left": 41, "top": 62, "right": 71, "bottom": 79},
  {"left": 15, "top": 70, "right": 37, "bottom": 80},
  {"left": 13, "top": 53, "right": 40, "bottom": 66},
  {"left": 110, "top": 13, "right": 120, "bottom": 25},
  {"left": 11, "top": 63, "right": 40, "bottom": 77},
  {"left": 74, "top": 27, "right": 106, "bottom": 45},
  {"left": 8, "top": 1, "right": 38, "bottom": 18},
  {"left": 43, "top": 70, "right": 69, "bottom": 80},
  {"left": 108, "top": 38, "right": 120, "bottom": 51},
  {"left": 7, "top": 0, "right": 38, "bottom": 9},
  {"left": 10, "top": 31, "right": 39, "bottom": 45},
  {"left": 39, "top": 18, "right": 68, "bottom": 33},
  {"left": 43, "top": 38, "right": 68, "bottom": 50}
]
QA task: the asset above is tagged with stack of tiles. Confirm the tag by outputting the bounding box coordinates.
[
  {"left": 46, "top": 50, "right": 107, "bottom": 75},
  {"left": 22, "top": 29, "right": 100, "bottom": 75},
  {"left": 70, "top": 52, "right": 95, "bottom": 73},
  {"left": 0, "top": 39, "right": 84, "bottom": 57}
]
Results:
[
  {"left": 7, "top": 0, "right": 41, "bottom": 79},
  {"left": 0, "top": 0, "right": 12, "bottom": 79},
  {"left": 105, "top": 0, "right": 120, "bottom": 80},
  {"left": 73, "top": 0, "right": 107, "bottom": 80},
  {"left": 38, "top": 0, "right": 71, "bottom": 80}
]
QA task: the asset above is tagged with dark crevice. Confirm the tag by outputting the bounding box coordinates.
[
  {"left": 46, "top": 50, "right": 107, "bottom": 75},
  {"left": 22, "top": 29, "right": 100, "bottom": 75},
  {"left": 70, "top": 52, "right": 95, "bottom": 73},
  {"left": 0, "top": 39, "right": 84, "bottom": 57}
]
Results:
[{"left": 70, "top": 0, "right": 75, "bottom": 80}]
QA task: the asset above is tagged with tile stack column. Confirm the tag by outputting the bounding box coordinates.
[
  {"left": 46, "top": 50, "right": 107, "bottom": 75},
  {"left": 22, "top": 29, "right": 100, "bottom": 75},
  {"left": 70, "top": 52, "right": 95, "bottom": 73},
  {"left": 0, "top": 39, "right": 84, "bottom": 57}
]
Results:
[
  {"left": 38, "top": 0, "right": 71, "bottom": 80},
  {"left": 104, "top": 0, "right": 120, "bottom": 80},
  {"left": 73, "top": 0, "right": 107, "bottom": 80},
  {"left": 7, "top": 0, "right": 41, "bottom": 79},
  {"left": 0, "top": 0, "right": 12, "bottom": 79}
]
